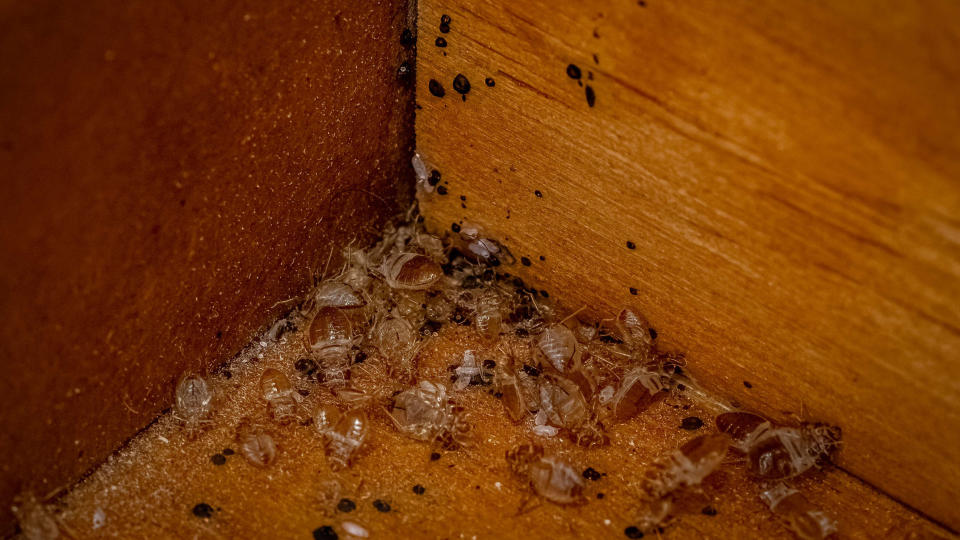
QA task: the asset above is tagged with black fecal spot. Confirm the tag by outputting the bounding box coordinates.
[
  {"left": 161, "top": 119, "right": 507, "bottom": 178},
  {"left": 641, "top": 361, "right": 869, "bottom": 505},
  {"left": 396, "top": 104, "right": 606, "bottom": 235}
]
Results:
[
  {"left": 597, "top": 492, "right": 605, "bottom": 499},
  {"left": 744, "top": 380, "right": 753, "bottom": 389},
  {"left": 298, "top": 388, "right": 310, "bottom": 397},
  {"left": 649, "top": 328, "right": 658, "bottom": 340},
  {"left": 540, "top": 289, "right": 549, "bottom": 297},
  {"left": 428, "top": 79, "right": 445, "bottom": 98},
  {"left": 451, "top": 223, "right": 461, "bottom": 233},
  {"left": 295, "top": 358, "right": 319, "bottom": 376},
  {"left": 459, "top": 195, "right": 466, "bottom": 201},
  {"left": 483, "top": 359, "right": 497, "bottom": 369},
  {"left": 401, "top": 28, "right": 415, "bottom": 47},
  {"left": 453, "top": 74, "right": 471, "bottom": 96},
  {"left": 702, "top": 506, "right": 718, "bottom": 516},
  {"left": 430, "top": 452, "right": 442, "bottom": 461},
  {"left": 435, "top": 36, "right": 447, "bottom": 47},
  {"left": 397, "top": 61, "right": 412, "bottom": 80},
  {"left": 215, "top": 331, "right": 223, "bottom": 339},
  {"left": 222, "top": 448, "right": 235, "bottom": 456},
  {"left": 624, "top": 526, "right": 644, "bottom": 538},
  {"left": 428, "top": 169, "right": 441, "bottom": 186},
  {"left": 677, "top": 383, "right": 686, "bottom": 391},
  {"left": 626, "top": 240, "right": 636, "bottom": 249},
  {"left": 461, "top": 275, "right": 480, "bottom": 289},
  {"left": 437, "top": 185, "right": 448, "bottom": 195},
  {"left": 585, "top": 85, "right": 596, "bottom": 107},
  {"left": 313, "top": 525, "right": 338, "bottom": 540},
  {"left": 637, "top": 0, "right": 647, "bottom": 6},
  {"left": 373, "top": 500, "right": 391, "bottom": 513},
  {"left": 353, "top": 350, "right": 367, "bottom": 364},
  {"left": 489, "top": 256, "right": 500, "bottom": 267},
  {"left": 587, "top": 71, "right": 594, "bottom": 81},
  {"left": 192, "top": 503, "right": 215, "bottom": 519},
  {"left": 440, "top": 14, "right": 451, "bottom": 26},
  {"left": 681, "top": 416, "right": 704, "bottom": 430},
  {"left": 539, "top": 255, "right": 546, "bottom": 262},
  {"left": 211, "top": 454, "right": 227, "bottom": 466},
  {"left": 578, "top": 80, "right": 583, "bottom": 87},
  {"left": 222, "top": 370, "right": 232, "bottom": 379},
  {"left": 566, "top": 64, "right": 582, "bottom": 79},
  {"left": 593, "top": 53, "right": 599, "bottom": 64},
  {"left": 485, "top": 77, "right": 495, "bottom": 87},
  {"left": 582, "top": 467, "right": 602, "bottom": 481},
  {"left": 599, "top": 334, "right": 623, "bottom": 344},
  {"left": 521, "top": 257, "right": 532, "bottom": 266},
  {"left": 515, "top": 328, "right": 529, "bottom": 337},
  {"left": 629, "top": 287, "right": 638, "bottom": 295},
  {"left": 337, "top": 498, "right": 356, "bottom": 513},
  {"left": 413, "top": 484, "right": 426, "bottom": 495},
  {"left": 534, "top": 190, "right": 542, "bottom": 198},
  {"left": 522, "top": 364, "right": 540, "bottom": 377}
]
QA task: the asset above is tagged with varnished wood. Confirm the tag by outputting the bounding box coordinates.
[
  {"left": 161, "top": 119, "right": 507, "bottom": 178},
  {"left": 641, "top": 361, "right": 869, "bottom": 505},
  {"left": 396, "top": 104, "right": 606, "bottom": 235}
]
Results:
[{"left": 416, "top": 0, "right": 960, "bottom": 529}]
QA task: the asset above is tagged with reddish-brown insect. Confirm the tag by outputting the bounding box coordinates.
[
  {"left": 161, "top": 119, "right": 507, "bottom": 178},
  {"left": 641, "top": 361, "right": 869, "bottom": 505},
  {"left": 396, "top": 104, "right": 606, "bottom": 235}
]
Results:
[
  {"left": 761, "top": 483, "right": 838, "bottom": 539},
  {"left": 641, "top": 434, "right": 729, "bottom": 499},
  {"left": 307, "top": 306, "right": 355, "bottom": 363},
  {"left": 715, "top": 412, "right": 841, "bottom": 480},
  {"left": 537, "top": 324, "right": 577, "bottom": 372},
  {"left": 322, "top": 409, "right": 369, "bottom": 470},
  {"left": 506, "top": 442, "right": 586, "bottom": 505},
  {"left": 379, "top": 252, "right": 443, "bottom": 290},
  {"left": 260, "top": 368, "right": 297, "bottom": 424},
  {"left": 611, "top": 367, "right": 666, "bottom": 422}
]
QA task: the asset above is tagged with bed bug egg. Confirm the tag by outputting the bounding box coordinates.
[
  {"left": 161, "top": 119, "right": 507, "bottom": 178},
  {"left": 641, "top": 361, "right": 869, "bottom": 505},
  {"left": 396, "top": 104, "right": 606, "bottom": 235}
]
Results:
[
  {"left": 174, "top": 374, "right": 213, "bottom": 435},
  {"left": 379, "top": 252, "right": 443, "bottom": 290},
  {"left": 239, "top": 427, "right": 277, "bottom": 467},
  {"left": 260, "top": 368, "right": 298, "bottom": 424},
  {"left": 538, "top": 324, "right": 577, "bottom": 372},
  {"left": 611, "top": 367, "right": 666, "bottom": 422},
  {"left": 324, "top": 409, "right": 369, "bottom": 470},
  {"left": 761, "top": 483, "right": 838, "bottom": 540}
]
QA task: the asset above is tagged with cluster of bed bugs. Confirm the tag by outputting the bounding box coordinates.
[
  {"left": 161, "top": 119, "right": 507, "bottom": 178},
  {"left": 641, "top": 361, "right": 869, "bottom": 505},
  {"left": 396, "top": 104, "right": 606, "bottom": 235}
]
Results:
[{"left": 157, "top": 205, "right": 843, "bottom": 539}]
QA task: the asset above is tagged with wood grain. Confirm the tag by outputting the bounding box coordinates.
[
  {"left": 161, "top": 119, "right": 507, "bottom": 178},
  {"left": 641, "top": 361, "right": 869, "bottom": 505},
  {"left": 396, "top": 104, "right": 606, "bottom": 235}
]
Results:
[
  {"left": 0, "top": 0, "right": 413, "bottom": 533},
  {"left": 416, "top": 0, "right": 960, "bottom": 529}
]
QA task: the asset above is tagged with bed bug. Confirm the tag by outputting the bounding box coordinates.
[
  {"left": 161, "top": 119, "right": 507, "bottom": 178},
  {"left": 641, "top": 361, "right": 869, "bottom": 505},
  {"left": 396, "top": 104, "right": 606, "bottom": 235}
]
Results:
[
  {"left": 314, "top": 280, "right": 366, "bottom": 310},
  {"left": 307, "top": 306, "right": 355, "bottom": 363},
  {"left": 11, "top": 492, "right": 61, "bottom": 540},
  {"left": 506, "top": 443, "right": 586, "bottom": 505},
  {"left": 538, "top": 373, "right": 590, "bottom": 429},
  {"left": 371, "top": 313, "right": 420, "bottom": 378},
  {"left": 641, "top": 433, "right": 729, "bottom": 499},
  {"left": 761, "top": 483, "right": 838, "bottom": 539},
  {"left": 173, "top": 374, "right": 213, "bottom": 435},
  {"left": 323, "top": 409, "right": 369, "bottom": 470},
  {"left": 474, "top": 288, "right": 503, "bottom": 341},
  {"left": 389, "top": 381, "right": 470, "bottom": 448},
  {"left": 611, "top": 367, "right": 666, "bottom": 422},
  {"left": 716, "top": 412, "right": 841, "bottom": 479},
  {"left": 237, "top": 424, "right": 277, "bottom": 467},
  {"left": 378, "top": 252, "right": 443, "bottom": 290},
  {"left": 260, "top": 368, "right": 298, "bottom": 424},
  {"left": 537, "top": 324, "right": 577, "bottom": 372},
  {"left": 315, "top": 404, "right": 342, "bottom": 434},
  {"left": 614, "top": 308, "right": 654, "bottom": 356}
]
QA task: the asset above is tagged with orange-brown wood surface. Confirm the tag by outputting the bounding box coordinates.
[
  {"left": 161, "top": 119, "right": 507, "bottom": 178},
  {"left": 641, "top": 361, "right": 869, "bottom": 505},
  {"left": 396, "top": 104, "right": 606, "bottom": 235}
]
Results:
[
  {"left": 0, "top": 0, "right": 414, "bottom": 532},
  {"left": 416, "top": 0, "right": 960, "bottom": 529}
]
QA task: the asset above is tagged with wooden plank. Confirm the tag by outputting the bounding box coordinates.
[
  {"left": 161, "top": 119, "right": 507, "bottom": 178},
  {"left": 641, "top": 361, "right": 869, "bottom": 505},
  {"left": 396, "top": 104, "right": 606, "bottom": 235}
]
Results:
[
  {"left": 0, "top": 0, "right": 414, "bottom": 533},
  {"left": 416, "top": 0, "right": 960, "bottom": 529},
  {"left": 57, "top": 326, "right": 952, "bottom": 539}
]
